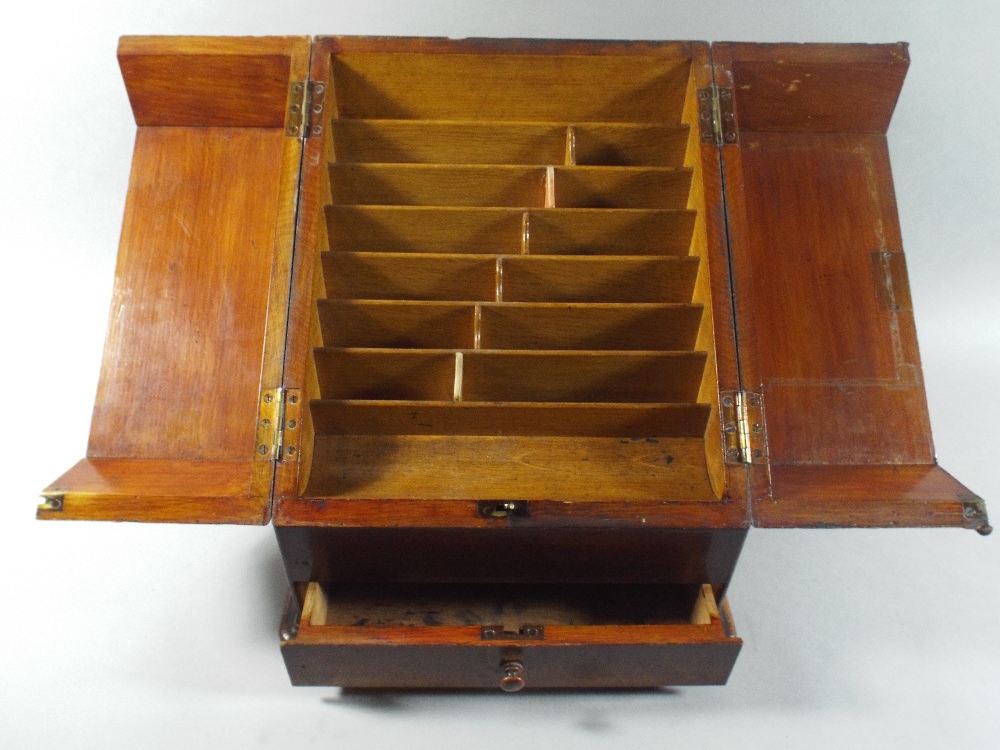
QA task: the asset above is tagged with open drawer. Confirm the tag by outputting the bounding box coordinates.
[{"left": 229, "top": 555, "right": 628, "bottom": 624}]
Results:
[{"left": 281, "top": 582, "right": 741, "bottom": 690}]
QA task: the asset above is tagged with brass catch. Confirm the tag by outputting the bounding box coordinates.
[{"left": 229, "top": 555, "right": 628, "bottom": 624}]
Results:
[
  {"left": 481, "top": 624, "right": 545, "bottom": 641},
  {"left": 477, "top": 500, "right": 529, "bottom": 519}
]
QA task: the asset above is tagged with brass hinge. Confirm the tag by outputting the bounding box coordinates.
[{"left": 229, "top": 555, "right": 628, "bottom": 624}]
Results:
[
  {"left": 721, "top": 390, "right": 766, "bottom": 465},
  {"left": 256, "top": 388, "right": 302, "bottom": 462},
  {"left": 697, "top": 85, "right": 738, "bottom": 147},
  {"left": 286, "top": 81, "right": 326, "bottom": 139}
]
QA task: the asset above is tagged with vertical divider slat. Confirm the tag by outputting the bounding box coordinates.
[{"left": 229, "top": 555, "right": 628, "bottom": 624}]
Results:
[
  {"left": 545, "top": 166, "right": 556, "bottom": 207},
  {"left": 521, "top": 211, "right": 530, "bottom": 254},
  {"left": 496, "top": 257, "right": 504, "bottom": 301},
  {"left": 453, "top": 352, "right": 464, "bottom": 402},
  {"left": 474, "top": 304, "right": 482, "bottom": 349},
  {"left": 565, "top": 125, "right": 576, "bottom": 166}
]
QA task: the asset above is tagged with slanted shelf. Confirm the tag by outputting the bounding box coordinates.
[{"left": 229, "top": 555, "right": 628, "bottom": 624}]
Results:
[{"left": 294, "top": 46, "right": 728, "bottom": 504}]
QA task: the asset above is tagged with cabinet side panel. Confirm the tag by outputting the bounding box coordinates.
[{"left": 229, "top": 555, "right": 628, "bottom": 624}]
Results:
[
  {"left": 87, "top": 127, "right": 287, "bottom": 461},
  {"left": 714, "top": 43, "right": 986, "bottom": 530},
  {"left": 117, "top": 36, "right": 304, "bottom": 127},
  {"left": 734, "top": 131, "right": 932, "bottom": 465}
]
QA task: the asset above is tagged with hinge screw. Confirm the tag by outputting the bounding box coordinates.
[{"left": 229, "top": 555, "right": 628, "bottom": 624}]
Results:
[
  {"left": 263, "top": 393, "right": 273, "bottom": 404},
  {"left": 722, "top": 396, "right": 734, "bottom": 407},
  {"left": 258, "top": 445, "right": 269, "bottom": 456}
]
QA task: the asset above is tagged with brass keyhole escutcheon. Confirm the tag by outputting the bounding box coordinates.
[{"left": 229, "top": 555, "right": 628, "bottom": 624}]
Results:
[{"left": 499, "top": 661, "right": 525, "bottom": 692}]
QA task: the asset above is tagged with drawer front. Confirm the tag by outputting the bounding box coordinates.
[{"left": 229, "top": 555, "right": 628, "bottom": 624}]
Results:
[
  {"left": 282, "top": 641, "right": 739, "bottom": 690},
  {"left": 280, "top": 583, "right": 741, "bottom": 690}
]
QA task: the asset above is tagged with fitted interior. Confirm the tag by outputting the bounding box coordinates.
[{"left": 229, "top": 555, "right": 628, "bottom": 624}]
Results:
[{"left": 297, "top": 50, "right": 726, "bottom": 502}]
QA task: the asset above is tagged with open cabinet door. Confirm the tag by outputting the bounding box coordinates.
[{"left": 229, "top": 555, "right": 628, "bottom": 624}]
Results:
[
  {"left": 714, "top": 43, "right": 989, "bottom": 533},
  {"left": 39, "top": 36, "right": 311, "bottom": 524}
]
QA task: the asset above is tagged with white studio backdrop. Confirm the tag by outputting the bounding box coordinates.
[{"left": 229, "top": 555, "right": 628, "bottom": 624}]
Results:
[{"left": 1, "top": 1, "right": 997, "bottom": 748}]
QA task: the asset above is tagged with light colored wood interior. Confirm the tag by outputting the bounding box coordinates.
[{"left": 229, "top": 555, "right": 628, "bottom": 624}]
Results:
[
  {"left": 303, "top": 581, "right": 714, "bottom": 628},
  {"left": 299, "top": 49, "right": 725, "bottom": 502}
]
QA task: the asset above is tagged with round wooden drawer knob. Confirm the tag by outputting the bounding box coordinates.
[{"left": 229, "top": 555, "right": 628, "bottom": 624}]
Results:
[{"left": 499, "top": 661, "right": 526, "bottom": 692}]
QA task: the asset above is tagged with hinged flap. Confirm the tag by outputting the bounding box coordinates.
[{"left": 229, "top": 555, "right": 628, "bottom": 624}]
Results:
[
  {"left": 40, "top": 36, "right": 312, "bottom": 525},
  {"left": 713, "top": 42, "right": 986, "bottom": 532}
]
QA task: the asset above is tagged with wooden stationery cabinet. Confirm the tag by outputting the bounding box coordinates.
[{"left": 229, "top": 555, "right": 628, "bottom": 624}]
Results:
[{"left": 40, "top": 35, "right": 990, "bottom": 692}]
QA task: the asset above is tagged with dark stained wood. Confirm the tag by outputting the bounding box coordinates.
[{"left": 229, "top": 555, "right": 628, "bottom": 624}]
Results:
[
  {"left": 274, "top": 527, "right": 748, "bottom": 587},
  {"left": 713, "top": 42, "right": 981, "bottom": 530},
  {"left": 756, "top": 465, "right": 986, "bottom": 531},
  {"left": 282, "top": 641, "right": 739, "bottom": 688},
  {"left": 118, "top": 36, "right": 309, "bottom": 127},
  {"left": 729, "top": 132, "right": 932, "bottom": 465},
  {"left": 713, "top": 42, "right": 909, "bottom": 133},
  {"left": 274, "top": 496, "right": 748, "bottom": 530},
  {"left": 281, "top": 582, "right": 740, "bottom": 688}
]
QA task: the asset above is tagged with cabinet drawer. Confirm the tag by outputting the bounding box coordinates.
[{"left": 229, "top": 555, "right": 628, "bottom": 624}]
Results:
[{"left": 281, "top": 582, "right": 740, "bottom": 690}]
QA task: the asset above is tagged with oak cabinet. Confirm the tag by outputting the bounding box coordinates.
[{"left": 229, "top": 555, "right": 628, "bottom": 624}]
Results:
[{"left": 40, "top": 36, "right": 989, "bottom": 692}]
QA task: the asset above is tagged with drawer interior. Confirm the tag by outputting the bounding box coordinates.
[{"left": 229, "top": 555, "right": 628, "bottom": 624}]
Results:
[
  {"left": 296, "top": 47, "right": 727, "bottom": 503},
  {"left": 304, "top": 581, "right": 707, "bottom": 628},
  {"left": 282, "top": 581, "right": 741, "bottom": 689}
]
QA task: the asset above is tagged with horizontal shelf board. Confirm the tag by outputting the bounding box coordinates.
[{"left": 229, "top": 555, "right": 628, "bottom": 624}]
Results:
[
  {"left": 479, "top": 303, "right": 703, "bottom": 350},
  {"left": 552, "top": 166, "right": 693, "bottom": 209},
  {"left": 525, "top": 208, "right": 695, "bottom": 255},
  {"left": 314, "top": 349, "right": 458, "bottom": 401},
  {"left": 312, "top": 348, "right": 707, "bottom": 403},
  {"left": 304, "top": 434, "right": 717, "bottom": 502},
  {"left": 460, "top": 350, "right": 708, "bottom": 403},
  {"left": 328, "top": 205, "right": 524, "bottom": 255},
  {"left": 326, "top": 206, "right": 696, "bottom": 255},
  {"left": 318, "top": 299, "right": 476, "bottom": 349},
  {"left": 331, "top": 52, "right": 691, "bottom": 123},
  {"left": 319, "top": 347, "right": 707, "bottom": 356},
  {"left": 318, "top": 300, "right": 703, "bottom": 351},
  {"left": 323, "top": 253, "right": 701, "bottom": 303},
  {"left": 323, "top": 252, "right": 497, "bottom": 301},
  {"left": 573, "top": 123, "right": 691, "bottom": 166},
  {"left": 329, "top": 164, "right": 547, "bottom": 207},
  {"left": 311, "top": 400, "right": 711, "bottom": 437},
  {"left": 329, "top": 119, "right": 689, "bottom": 166},
  {"left": 500, "top": 255, "right": 700, "bottom": 303}
]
